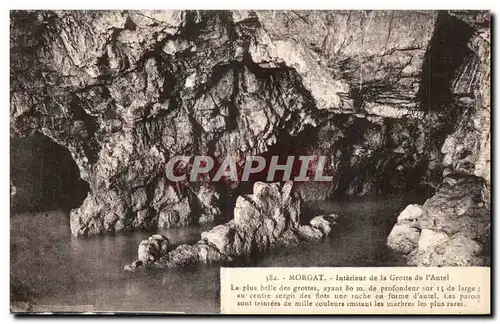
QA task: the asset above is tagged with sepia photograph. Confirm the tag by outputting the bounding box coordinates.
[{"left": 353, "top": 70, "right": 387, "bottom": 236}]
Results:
[{"left": 9, "top": 9, "right": 491, "bottom": 314}]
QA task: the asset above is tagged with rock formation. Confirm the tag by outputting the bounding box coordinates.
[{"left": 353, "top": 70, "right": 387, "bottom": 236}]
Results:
[
  {"left": 387, "top": 204, "right": 422, "bottom": 254},
  {"left": 11, "top": 10, "right": 462, "bottom": 237},
  {"left": 388, "top": 175, "right": 490, "bottom": 266},
  {"left": 124, "top": 182, "right": 338, "bottom": 269},
  {"left": 10, "top": 9, "right": 490, "bottom": 270},
  {"left": 387, "top": 11, "right": 491, "bottom": 266}
]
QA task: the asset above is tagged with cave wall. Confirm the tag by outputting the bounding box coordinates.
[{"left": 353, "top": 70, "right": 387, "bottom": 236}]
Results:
[
  {"left": 10, "top": 10, "right": 479, "bottom": 236},
  {"left": 442, "top": 11, "right": 491, "bottom": 188},
  {"left": 387, "top": 10, "right": 491, "bottom": 266}
]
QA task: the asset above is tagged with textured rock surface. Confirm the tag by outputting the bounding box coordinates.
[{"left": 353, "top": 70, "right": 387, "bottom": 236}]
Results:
[
  {"left": 125, "top": 182, "right": 338, "bottom": 269},
  {"left": 387, "top": 204, "right": 422, "bottom": 254},
  {"left": 10, "top": 10, "right": 487, "bottom": 236},
  {"left": 388, "top": 176, "right": 490, "bottom": 266},
  {"left": 444, "top": 11, "right": 491, "bottom": 186},
  {"left": 386, "top": 11, "right": 491, "bottom": 266},
  {"left": 10, "top": 10, "right": 490, "bottom": 236},
  {"left": 137, "top": 234, "right": 170, "bottom": 263}
]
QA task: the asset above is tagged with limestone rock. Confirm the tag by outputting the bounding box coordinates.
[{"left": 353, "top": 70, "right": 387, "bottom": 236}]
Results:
[
  {"left": 200, "top": 224, "right": 235, "bottom": 256},
  {"left": 410, "top": 233, "right": 484, "bottom": 267},
  {"left": 387, "top": 225, "right": 421, "bottom": 255},
  {"left": 386, "top": 12, "right": 491, "bottom": 266},
  {"left": 161, "top": 244, "right": 199, "bottom": 268},
  {"left": 388, "top": 175, "right": 490, "bottom": 266},
  {"left": 297, "top": 225, "right": 324, "bottom": 242},
  {"left": 309, "top": 214, "right": 339, "bottom": 235},
  {"left": 386, "top": 204, "right": 423, "bottom": 254},
  {"left": 195, "top": 186, "right": 222, "bottom": 223},
  {"left": 137, "top": 234, "right": 170, "bottom": 263},
  {"left": 417, "top": 229, "right": 449, "bottom": 252},
  {"left": 396, "top": 204, "right": 423, "bottom": 224},
  {"left": 419, "top": 176, "right": 490, "bottom": 240},
  {"left": 11, "top": 10, "right": 462, "bottom": 236},
  {"left": 128, "top": 182, "right": 338, "bottom": 269}
]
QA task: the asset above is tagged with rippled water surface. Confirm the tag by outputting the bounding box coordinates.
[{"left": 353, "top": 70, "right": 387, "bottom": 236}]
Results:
[{"left": 11, "top": 195, "right": 422, "bottom": 313}]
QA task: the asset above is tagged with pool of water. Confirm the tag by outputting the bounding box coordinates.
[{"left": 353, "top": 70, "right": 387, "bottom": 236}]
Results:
[
  {"left": 254, "top": 196, "right": 421, "bottom": 267},
  {"left": 10, "top": 195, "right": 423, "bottom": 313},
  {"left": 10, "top": 211, "right": 219, "bottom": 313}
]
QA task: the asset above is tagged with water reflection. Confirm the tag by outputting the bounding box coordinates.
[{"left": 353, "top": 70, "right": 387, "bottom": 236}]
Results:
[{"left": 11, "top": 195, "right": 422, "bottom": 313}]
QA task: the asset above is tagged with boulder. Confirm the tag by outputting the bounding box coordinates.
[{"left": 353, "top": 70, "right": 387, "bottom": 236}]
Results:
[
  {"left": 309, "top": 214, "right": 339, "bottom": 235},
  {"left": 387, "top": 225, "right": 421, "bottom": 254},
  {"left": 386, "top": 204, "right": 423, "bottom": 254},
  {"left": 137, "top": 234, "right": 169, "bottom": 263},
  {"left": 196, "top": 241, "right": 231, "bottom": 264},
  {"left": 396, "top": 204, "right": 423, "bottom": 224},
  {"left": 297, "top": 225, "right": 324, "bottom": 242},
  {"left": 411, "top": 233, "right": 484, "bottom": 267},
  {"left": 162, "top": 244, "right": 199, "bottom": 268},
  {"left": 387, "top": 175, "right": 490, "bottom": 266},
  {"left": 417, "top": 229, "right": 449, "bottom": 252},
  {"left": 128, "top": 182, "right": 338, "bottom": 269}
]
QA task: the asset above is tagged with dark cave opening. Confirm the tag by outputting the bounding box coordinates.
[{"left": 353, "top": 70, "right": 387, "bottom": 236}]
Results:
[
  {"left": 10, "top": 132, "right": 89, "bottom": 213},
  {"left": 418, "top": 11, "right": 475, "bottom": 125}
]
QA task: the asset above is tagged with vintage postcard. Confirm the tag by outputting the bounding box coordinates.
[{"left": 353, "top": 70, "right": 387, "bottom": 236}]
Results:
[{"left": 10, "top": 9, "right": 491, "bottom": 315}]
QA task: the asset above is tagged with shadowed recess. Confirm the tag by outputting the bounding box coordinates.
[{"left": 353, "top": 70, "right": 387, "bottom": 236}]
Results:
[{"left": 10, "top": 132, "right": 89, "bottom": 213}]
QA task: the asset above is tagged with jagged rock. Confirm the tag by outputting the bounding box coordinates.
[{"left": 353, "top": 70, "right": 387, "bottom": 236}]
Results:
[
  {"left": 419, "top": 176, "right": 489, "bottom": 240},
  {"left": 297, "top": 225, "right": 324, "bottom": 242},
  {"left": 160, "top": 244, "right": 200, "bottom": 268},
  {"left": 309, "top": 214, "right": 339, "bottom": 235},
  {"left": 387, "top": 225, "right": 421, "bottom": 254},
  {"left": 130, "top": 187, "right": 148, "bottom": 211},
  {"left": 445, "top": 11, "right": 491, "bottom": 186},
  {"left": 388, "top": 175, "right": 490, "bottom": 266},
  {"left": 250, "top": 11, "right": 437, "bottom": 110},
  {"left": 417, "top": 229, "right": 449, "bottom": 252},
  {"left": 386, "top": 204, "right": 423, "bottom": 254},
  {"left": 196, "top": 241, "right": 230, "bottom": 264},
  {"left": 157, "top": 197, "right": 192, "bottom": 228},
  {"left": 410, "top": 233, "right": 484, "bottom": 267},
  {"left": 137, "top": 234, "right": 170, "bottom": 263},
  {"left": 200, "top": 224, "right": 235, "bottom": 255},
  {"left": 233, "top": 182, "right": 300, "bottom": 238},
  {"left": 11, "top": 10, "right": 460, "bottom": 236},
  {"left": 203, "top": 181, "right": 302, "bottom": 257},
  {"left": 386, "top": 12, "right": 491, "bottom": 267},
  {"left": 127, "top": 182, "right": 338, "bottom": 269},
  {"left": 195, "top": 186, "right": 222, "bottom": 224}
]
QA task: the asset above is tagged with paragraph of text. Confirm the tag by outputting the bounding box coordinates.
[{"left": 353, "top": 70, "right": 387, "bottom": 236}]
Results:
[{"left": 220, "top": 267, "right": 490, "bottom": 314}]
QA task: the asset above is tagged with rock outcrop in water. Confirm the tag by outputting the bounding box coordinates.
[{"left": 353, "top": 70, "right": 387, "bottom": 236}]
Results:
[
  {"left": 387, "top": 11, "right": 491, "bottom": 266},
  {"left": 137, "top": 234, "right": 170, "bottom": 262},
  {"left": 125, "top": 182, "right": 338, "bottom": 269},
  {"left": 11, "top": 10, "right": 465, "bottom": 237}
]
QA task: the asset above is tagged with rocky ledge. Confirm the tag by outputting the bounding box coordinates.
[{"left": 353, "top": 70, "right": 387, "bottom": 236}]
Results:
[
  {"left": 387, "top": 175, "right": 490, "bottom": 266},
  {"left": 125, "top": 181, "right": 338, "bottom": 270},
  {"left": 387, "top": 11, "right": 490, "bottom": 267}
]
